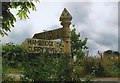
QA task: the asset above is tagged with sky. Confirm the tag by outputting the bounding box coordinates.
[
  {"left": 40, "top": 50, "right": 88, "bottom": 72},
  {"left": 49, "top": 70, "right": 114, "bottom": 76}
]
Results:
[{"left": 2, "top": 0, "right": 118, "bottom": 55}]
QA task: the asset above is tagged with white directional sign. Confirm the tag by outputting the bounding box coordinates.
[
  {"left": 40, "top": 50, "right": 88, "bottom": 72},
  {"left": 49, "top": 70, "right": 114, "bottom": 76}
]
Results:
[{"left": 21, "top": 38, "right": 64, "bottom": 53}]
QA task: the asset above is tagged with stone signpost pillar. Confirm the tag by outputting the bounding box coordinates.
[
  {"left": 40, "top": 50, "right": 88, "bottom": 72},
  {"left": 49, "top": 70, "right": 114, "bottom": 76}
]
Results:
[
  {"left": 60, "top": 8, "right": 72, "bottom": 54},
  {"left": 22, "top": 8, "right": 72, "bottom": 54}
]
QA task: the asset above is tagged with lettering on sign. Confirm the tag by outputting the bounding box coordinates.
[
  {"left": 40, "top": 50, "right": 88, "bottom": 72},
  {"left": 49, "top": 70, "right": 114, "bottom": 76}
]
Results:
[
  {"left": 21, "top": 38, "right": 64, "bottom": 53},
  {"left": 33, "top": 28, "right": 64, "bottom": 40}
]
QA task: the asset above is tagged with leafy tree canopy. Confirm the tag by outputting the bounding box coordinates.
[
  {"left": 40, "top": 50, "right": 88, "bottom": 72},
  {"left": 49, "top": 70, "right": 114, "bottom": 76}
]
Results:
[
  {"left": 71, "top": 28, "right": 88, "bottom": 58},
  {"left": 0, "top": 0, "right": 39, "bottom": 37}
]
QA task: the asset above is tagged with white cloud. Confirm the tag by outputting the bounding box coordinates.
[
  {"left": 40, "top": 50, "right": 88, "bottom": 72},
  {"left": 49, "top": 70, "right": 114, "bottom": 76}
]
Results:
[{"left": 64, "top": 2, "right": 118, "bottom": 54}]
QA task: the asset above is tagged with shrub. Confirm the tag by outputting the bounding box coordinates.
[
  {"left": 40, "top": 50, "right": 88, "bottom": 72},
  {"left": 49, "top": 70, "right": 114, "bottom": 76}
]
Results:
[
  {"left": 2, "top": 43, "right": 27, "bottom": 81},
  {"left": 22, "top": 53, "right": 74, "bottom": 81},
  {"left": 2, "top": 42, "right": 27, "bottom": 67}
]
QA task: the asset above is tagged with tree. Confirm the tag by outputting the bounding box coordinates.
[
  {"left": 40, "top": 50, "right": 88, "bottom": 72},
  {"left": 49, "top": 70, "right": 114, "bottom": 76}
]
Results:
[
  {"left": 1, "top": 0, "right": 39, "bottom": 37},
  {"left": 71, "top": 28, "right": 88, "bottom": 58},
  {"left": 70, "top": 28, "right": 89, "bottom": 80}
]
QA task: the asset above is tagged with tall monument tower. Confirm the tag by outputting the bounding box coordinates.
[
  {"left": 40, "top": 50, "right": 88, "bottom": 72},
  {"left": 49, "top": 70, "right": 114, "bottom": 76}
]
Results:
[{"left": 60, "top": 8, "right": 72, "bottom": 54}]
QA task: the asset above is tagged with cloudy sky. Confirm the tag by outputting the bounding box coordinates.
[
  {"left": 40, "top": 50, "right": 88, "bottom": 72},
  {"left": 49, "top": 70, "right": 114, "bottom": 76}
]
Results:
[{"left": 2, "top": 0, "right": 118, "bottom": 55}]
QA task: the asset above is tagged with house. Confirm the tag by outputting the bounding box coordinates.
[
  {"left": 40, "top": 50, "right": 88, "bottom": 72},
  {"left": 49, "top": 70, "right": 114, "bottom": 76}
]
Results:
[{"left": 103, "top": 50, "right": 119, "bottom": 59}]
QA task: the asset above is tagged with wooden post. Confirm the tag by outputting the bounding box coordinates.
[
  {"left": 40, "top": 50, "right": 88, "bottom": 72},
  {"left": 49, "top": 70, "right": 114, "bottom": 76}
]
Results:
[{"left": 59, "top": 8, "right": 72, "bottom": 54}]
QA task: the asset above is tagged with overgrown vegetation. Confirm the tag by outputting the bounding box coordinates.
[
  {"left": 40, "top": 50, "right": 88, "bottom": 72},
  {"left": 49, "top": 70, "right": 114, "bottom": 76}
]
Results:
[
  {"left": 2, "top": 29, "right": 120, "bottom": 82},
  {"left": 2, "top": 42, "right": 26, "bottom": 81}
]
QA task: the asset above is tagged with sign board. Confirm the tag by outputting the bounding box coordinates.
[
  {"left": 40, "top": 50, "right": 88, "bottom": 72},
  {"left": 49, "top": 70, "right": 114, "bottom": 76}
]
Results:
[
  {"left": 33, "top": 28, "right": 64, "bottom": 40},
  {"left": 21, "top": 38, "right": 64, "bottom": 53},
  {"left": 22, "top": 8, "right": 72, "bottom": 54}
]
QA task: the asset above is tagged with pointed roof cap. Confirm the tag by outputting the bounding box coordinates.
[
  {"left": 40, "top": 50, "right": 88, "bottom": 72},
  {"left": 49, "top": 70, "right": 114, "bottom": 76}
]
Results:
[{"left": 59, "top": 8, "right": 72, "bottom": 21}]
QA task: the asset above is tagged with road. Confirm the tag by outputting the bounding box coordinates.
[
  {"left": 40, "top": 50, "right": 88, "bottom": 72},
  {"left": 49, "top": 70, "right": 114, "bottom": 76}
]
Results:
[{"left": 8, "top": 74, "right": 120, "bottom": 82}]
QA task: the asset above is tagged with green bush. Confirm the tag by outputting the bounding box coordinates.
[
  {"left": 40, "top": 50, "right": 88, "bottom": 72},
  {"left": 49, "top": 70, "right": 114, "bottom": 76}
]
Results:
[
  {"left": 85, "top": 56, "right": 120, "bottom": 77},
  {"left": 2, "top": 42, "right": 27, "bottom": 81},
  {"left": 22, "top": 53, "right": 74, "bottom": 81},
  {"left": 2, "top": 42, "right": 120, "bottom": 82},
  {"left": 2, "top": 42, "right": 27, "bottom": 67}
]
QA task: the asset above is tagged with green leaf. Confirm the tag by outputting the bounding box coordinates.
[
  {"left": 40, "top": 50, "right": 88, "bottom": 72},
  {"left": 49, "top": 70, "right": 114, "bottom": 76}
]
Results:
[{"left": 1, "top": 1, "right": 38, "bottom": 36}]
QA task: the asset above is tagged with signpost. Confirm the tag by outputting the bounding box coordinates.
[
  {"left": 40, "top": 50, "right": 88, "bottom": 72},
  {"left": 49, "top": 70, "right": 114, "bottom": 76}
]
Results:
[
  {"left": 22, "top": 38, "right": 64, "bottom": 53},
  {"left": 22, "top": 8, "right": 72, "bottom": 54},
  {"left": 60, "top": 8, "right": 72, "bottom": 54},
  {"left": 33, "top": 28, "right": 63, "bottom": 40}
]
